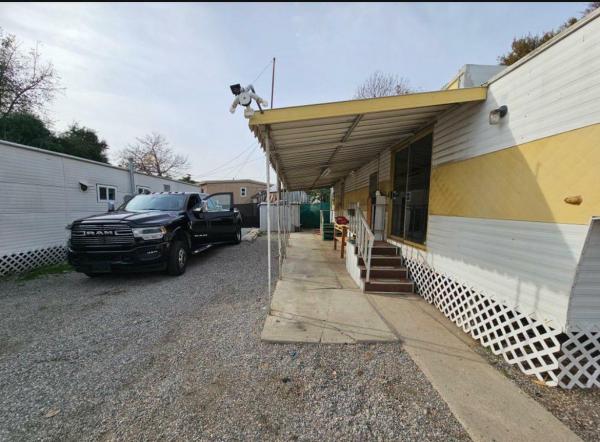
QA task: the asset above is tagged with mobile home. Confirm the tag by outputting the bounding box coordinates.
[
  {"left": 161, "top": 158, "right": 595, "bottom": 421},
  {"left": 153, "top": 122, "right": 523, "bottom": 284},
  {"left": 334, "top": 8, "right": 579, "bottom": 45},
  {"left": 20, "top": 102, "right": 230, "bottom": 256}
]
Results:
[
  {"left": 248, "top": 10, "right": 600, "bottom": 388},
  {"left": 0, "top": 140, "right": 199, "bottom": 276}
]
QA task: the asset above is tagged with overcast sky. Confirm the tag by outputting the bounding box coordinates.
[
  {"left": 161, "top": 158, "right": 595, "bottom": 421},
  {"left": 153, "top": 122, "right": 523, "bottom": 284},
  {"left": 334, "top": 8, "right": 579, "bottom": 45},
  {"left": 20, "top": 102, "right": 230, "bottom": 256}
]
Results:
[{"left": 0, "top": 2, "right": 588, "bottom": 182}]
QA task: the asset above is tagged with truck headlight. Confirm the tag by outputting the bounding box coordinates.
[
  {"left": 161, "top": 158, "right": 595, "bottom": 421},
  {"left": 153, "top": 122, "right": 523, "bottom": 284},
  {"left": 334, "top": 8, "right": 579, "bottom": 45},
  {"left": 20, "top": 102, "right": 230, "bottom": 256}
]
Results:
[{"left": 132, "top": 226, "right": 167, "bottom": 240}]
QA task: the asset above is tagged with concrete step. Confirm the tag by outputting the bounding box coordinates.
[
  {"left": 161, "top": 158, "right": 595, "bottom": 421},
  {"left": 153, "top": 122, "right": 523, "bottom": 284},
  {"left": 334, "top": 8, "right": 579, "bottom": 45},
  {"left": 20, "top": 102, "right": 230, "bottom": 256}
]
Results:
[
  {"left": 358, "top": 255, "right": 404, "bottom": 267},
  {"left": 360, "top": 266, "right": 407, "bottom": 279},
  {"left": 364, "top": 278, "right": 414, "bottom": 293}
]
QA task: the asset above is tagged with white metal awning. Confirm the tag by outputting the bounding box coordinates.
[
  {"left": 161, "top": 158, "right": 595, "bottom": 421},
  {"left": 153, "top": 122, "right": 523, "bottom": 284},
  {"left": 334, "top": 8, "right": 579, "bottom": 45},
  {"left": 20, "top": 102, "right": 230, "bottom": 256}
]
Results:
[{"left": 249, "top": 87, "right": 487, "bottom": 190}]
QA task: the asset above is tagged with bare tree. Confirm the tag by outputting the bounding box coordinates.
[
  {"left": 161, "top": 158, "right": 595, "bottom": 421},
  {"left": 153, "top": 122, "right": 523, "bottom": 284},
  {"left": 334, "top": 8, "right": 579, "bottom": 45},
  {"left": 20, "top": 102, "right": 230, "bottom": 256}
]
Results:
[
  {"left": 354, "top": 71, "right": 412, "bottom": 99},
  {"left": 0, "top": 29, "right": 61, "bottom": 118},
  {"left": 118, "top": 133, "right": 189, "bottom": 178}
]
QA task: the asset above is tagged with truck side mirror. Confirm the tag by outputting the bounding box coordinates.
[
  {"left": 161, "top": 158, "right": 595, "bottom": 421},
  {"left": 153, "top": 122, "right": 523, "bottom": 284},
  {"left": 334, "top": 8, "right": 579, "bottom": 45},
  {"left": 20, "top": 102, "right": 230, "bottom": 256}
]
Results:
[{"left": 107, "top": 201, "right": 115, "bottom": 212}]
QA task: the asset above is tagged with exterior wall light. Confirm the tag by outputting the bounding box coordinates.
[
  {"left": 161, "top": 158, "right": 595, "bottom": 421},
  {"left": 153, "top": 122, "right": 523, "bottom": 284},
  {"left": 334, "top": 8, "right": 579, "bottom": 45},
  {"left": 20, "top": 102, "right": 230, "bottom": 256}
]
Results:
[{"left": 489, "top": 105, "right": 508, "bottom": 125}]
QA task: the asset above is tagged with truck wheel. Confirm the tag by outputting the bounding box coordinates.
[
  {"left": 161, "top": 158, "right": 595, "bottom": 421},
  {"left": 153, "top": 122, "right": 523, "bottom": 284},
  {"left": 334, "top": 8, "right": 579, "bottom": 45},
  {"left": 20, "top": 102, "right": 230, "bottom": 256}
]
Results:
[
  {"left": 232, "top": 225, "right": 242, "bottom": 244},
  {"left": 167, "top": 239, "right": 188, "bottom": 276}
]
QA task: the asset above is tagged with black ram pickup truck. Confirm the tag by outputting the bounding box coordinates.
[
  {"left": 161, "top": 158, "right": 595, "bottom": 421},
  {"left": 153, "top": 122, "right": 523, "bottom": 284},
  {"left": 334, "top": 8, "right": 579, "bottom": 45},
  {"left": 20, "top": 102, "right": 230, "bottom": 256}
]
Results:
[{"left": 67, "top": 192, "right": 242, "bottom": 277}]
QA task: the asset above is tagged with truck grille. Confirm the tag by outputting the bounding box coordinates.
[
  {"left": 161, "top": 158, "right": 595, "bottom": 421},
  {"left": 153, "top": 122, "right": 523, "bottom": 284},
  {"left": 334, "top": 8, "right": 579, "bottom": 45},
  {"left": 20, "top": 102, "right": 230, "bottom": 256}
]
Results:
[{"left": 71, "top": 224, "right": 134, "bottom": 247}]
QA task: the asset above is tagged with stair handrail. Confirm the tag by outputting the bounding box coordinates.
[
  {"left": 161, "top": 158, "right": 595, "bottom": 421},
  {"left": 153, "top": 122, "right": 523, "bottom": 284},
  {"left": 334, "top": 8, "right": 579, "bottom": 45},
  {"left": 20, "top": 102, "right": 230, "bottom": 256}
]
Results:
[{"left": 349, "top": 206, "right": 375, "bottom": 282}]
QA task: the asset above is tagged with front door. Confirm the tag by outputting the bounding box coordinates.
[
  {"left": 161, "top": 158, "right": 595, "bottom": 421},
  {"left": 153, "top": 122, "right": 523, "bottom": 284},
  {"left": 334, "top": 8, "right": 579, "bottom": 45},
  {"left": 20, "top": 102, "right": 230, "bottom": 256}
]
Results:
[
  {"left": 391, "top": 133, "right": 433, "bottom": 245},
  {"left": 203, "top": 192, "right": 235, "bottom": 241},
  {"left": 186, "top": 194, "right": 206, "bottom": 247}
]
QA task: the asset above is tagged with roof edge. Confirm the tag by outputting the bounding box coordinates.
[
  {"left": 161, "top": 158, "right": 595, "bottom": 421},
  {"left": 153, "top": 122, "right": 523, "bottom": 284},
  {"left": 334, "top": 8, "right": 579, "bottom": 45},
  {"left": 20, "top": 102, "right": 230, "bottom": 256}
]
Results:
[
  {"left": 198, "top": 179, "right": 267, "bottom": 186},
  {"left": 0, "top": 138, "right": 199, "bottom": 187},
  {"left": 248, "top": 87, "right": 487, "bottom": 126}
]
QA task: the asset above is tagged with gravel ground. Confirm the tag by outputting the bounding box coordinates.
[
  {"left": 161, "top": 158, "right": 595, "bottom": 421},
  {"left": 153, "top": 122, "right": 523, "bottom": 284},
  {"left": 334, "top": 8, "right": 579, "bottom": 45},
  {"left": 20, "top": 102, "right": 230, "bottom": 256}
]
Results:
[
  {"left": 472, "top": 344, "right": 600, "bottom": 441},
  {"left": 0, "top": 237, "right": 469, "bottom": 441}
]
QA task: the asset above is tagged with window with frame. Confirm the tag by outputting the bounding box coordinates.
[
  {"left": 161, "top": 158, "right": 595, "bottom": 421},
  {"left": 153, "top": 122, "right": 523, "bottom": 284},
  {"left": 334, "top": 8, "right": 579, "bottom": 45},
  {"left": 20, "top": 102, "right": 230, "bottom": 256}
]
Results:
[
  {"left": 137, "top": 186, "right": 151, "bottom": 195},
  {"left": 97, "top": 184, "right": 117, "bottom": 202},
  {"left": 205, "top": 194, "right": 232, "bottom": 212},
  {"left": 240, "top": 187, "right": 247, "bottom": 197}
]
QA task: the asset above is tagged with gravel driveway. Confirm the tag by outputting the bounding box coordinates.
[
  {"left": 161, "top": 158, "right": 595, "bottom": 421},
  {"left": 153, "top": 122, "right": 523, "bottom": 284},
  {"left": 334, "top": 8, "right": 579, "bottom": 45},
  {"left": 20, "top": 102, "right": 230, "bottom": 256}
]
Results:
[{"left": 0, "top": 237, "right": 468, "bottom": 441}]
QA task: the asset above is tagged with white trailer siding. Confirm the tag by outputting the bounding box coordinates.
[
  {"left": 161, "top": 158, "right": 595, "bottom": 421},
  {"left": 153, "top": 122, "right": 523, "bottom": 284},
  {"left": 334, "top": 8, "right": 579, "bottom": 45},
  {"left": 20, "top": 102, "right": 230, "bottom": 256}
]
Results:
[
  {"left": 387, "top": 216, "right": 588, "bottom": 329},
  {"left": 0, "top": 140, "right": 199, "bottom": 274},
  {"left": 343, "top": 147, "right": 391, "bottom": 193},
  {"left": 432, "top": 14, "right": 600, "bottom": 167}
]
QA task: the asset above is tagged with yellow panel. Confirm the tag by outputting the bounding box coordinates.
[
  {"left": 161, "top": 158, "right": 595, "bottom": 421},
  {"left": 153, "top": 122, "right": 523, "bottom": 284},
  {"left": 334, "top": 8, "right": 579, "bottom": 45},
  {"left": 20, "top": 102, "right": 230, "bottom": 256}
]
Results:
[
  {"left": 342, "top": 180, "right": 391, "bottom": 210},
  {"left": 429, "top": 123, "right": 600, "bottom": 225},
  {"left": 249, "top": 88, "right": 487, "bottom": 126},
  {"left": 379, "top": 180, "right": 392, "bottom": 193},
  {"left": 445, "top": 78, "right": 460, "bottom": 90},
  {"left": 343, "top": 187, "right": 370, "bottom": 210}
]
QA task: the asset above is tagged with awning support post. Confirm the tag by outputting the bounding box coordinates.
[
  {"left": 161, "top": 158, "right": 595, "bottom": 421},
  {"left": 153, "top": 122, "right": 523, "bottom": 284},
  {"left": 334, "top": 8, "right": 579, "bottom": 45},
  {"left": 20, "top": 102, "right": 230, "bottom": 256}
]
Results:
[
  {"left": 265, "top": 129, "right": 272, "bottom": 310},
  {"left": 276, "top": 169, "right": 282, "bottom": 279}
]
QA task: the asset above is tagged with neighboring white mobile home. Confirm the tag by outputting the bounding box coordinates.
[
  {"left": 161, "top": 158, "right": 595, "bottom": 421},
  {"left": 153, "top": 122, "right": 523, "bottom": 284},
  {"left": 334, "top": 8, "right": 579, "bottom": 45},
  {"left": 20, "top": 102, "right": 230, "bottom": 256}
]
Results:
[{"left": 0, "top": 140, "right": 199, "bottom": 276}]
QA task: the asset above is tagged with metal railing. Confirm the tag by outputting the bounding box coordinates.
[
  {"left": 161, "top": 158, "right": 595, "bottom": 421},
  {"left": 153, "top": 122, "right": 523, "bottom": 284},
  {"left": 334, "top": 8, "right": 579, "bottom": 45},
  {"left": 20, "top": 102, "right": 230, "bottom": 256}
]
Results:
[{"left": 347, "top": 204, "right": 375, "bottom": 282}]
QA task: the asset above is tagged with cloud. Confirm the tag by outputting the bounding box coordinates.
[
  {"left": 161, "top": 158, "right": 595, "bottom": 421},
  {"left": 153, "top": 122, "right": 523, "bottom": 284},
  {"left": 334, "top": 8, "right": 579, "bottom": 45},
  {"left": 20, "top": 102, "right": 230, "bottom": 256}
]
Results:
[{"left": 0, "top": 2, "right": 587, "bottom": 182}]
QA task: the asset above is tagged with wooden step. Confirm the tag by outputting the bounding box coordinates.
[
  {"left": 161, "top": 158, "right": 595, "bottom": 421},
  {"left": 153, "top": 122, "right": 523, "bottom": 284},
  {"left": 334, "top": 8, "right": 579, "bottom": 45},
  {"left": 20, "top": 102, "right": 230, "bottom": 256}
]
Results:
[
  {"left": 358, "top": 255, "right": 403, "bottom": 267},
  {"left": 364, "top": 278, "right": 414, "bottom": 293},
  {"left": 371, "top": 245, "right": 398, "bottom": 256},
  {"left": 360, "top": 266, "right": 407, "bottom": 279}
]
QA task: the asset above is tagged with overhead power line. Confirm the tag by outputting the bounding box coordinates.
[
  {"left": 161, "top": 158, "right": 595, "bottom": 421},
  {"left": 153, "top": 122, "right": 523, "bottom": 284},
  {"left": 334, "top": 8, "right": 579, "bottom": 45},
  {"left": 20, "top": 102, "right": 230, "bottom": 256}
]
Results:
[
  {"left": 232, "top": 146, "right": 257, "bottom": 179},
  {"left": 251, "top": 59, "right": 274, "bottom": 86},
  {"left": 195, "top": 141, "right": 257, "bottom": 177},
  {"left": 198, "top": 156, "right": 264, "bottom": 180}
]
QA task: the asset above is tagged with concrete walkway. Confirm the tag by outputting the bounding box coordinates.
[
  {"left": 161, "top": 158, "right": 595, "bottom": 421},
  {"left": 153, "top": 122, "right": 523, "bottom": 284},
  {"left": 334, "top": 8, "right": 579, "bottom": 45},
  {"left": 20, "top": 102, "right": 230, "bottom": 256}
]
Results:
[
  {"left": 261, "top": 232, "right": 396, "bottom": 344},
  {"left": 368, "top": 293, "right": 581, "bottom": 442},
  {"left": 261, "top": 231, "right": 580, "bottom": 441}
]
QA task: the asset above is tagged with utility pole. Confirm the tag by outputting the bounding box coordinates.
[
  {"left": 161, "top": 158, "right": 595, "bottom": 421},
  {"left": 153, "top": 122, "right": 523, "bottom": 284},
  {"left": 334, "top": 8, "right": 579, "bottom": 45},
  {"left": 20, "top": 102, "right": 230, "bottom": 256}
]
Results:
[{"left": 270, "top": 57, "right": 276, "bottom": 109}]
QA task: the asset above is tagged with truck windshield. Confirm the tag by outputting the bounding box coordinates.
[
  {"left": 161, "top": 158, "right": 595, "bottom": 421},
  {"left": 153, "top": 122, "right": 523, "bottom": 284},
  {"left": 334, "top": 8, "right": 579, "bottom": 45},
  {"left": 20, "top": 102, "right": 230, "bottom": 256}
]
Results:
[{"left": 123, "top": 194, "right": 187, "bottom": 212}]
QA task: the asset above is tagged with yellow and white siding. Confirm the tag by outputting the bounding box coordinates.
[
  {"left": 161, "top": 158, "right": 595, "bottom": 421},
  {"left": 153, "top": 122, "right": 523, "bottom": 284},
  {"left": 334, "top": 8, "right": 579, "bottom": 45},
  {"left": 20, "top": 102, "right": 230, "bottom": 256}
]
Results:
[
  {"left": 424, "top": 12, "right": 600, "bottom": 334},
  {"left": 338, "top": 148, "right": 392, "bottom": 210},
  {"left": 340, "top": 12, "right": 600, "bottom": 387}
]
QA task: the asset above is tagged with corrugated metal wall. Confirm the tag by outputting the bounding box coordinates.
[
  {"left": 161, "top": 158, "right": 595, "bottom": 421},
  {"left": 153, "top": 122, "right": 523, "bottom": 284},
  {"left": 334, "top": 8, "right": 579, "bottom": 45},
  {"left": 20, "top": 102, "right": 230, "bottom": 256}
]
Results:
[{"left": 0, "top": 141, "right": 199, "bottom": 256}]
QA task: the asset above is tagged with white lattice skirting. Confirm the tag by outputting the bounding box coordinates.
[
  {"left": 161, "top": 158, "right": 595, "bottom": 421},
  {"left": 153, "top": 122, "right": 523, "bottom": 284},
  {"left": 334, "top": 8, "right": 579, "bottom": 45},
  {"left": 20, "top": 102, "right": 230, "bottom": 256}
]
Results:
[
  {"left": 402, "top": 254, "right": 600, "bottom": 389},
  {"left": 0, "top": 245, "right": 67, "bottom": 276}
]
